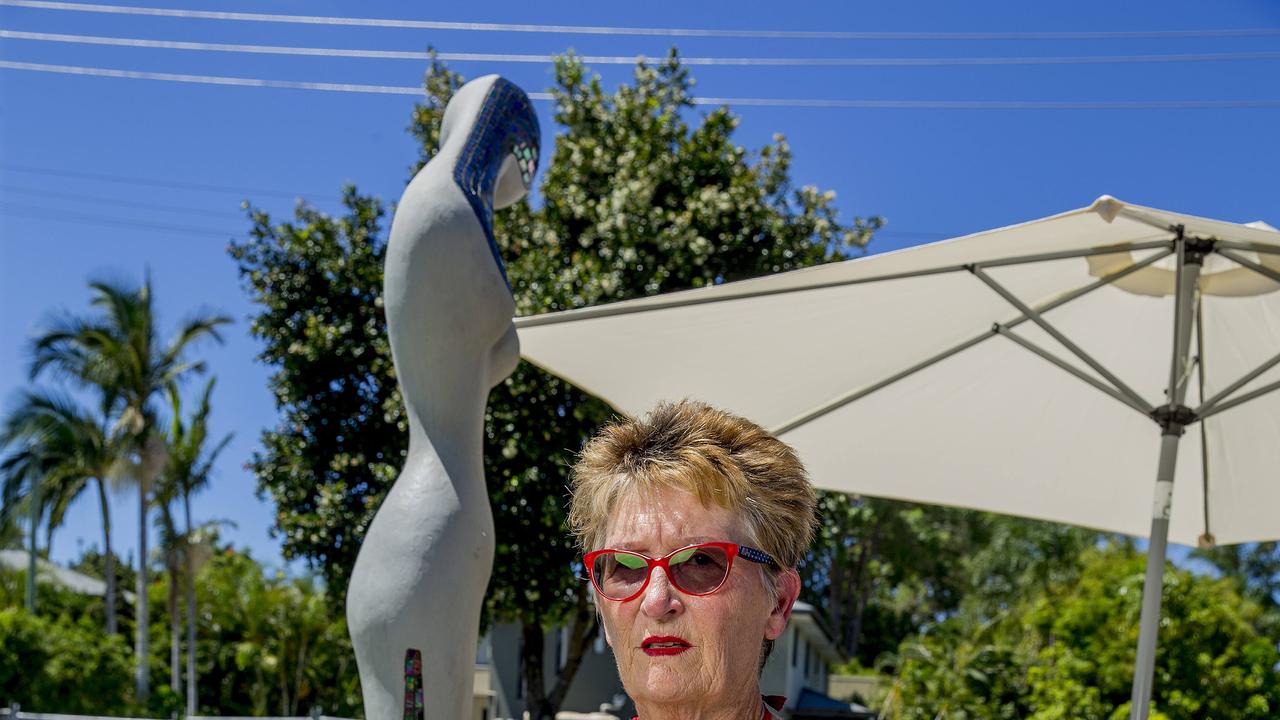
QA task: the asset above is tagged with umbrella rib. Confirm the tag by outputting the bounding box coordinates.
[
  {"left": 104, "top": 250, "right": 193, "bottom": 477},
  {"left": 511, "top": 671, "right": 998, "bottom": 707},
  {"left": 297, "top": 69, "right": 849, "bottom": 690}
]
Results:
[
  {"left": 1108, "top": 206, "right": 1275, "bottom": 251},
  {"left": 1215, "top": 240, "right": 1280, "bottom": 256},
  {"left": 969, "top": 266, "right": 1154, "bottom": 413},
  {"left": 1194, "top": 349, "right": 1280, "bottom": 415},
  {"left": 994, "top": 326, "right": 1154, "bottom": 416},
  {"left": 769, "top": 248, "right": 1172, "bottom": 436},
  {"left": 513, "top": 241, "right": 1171, "bottom": 329},
  {"left": 1196, "top": 377, "right": 1280, "bottom": 421},
  {"left": 1216, "top": 248, "right": 1280, "bottom": 286}
]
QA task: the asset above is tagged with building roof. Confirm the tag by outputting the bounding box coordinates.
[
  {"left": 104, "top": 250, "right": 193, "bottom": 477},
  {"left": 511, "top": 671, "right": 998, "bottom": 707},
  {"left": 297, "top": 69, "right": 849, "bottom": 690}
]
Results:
[
  {"left": 0, "top": 549, "right": 134, "bottom": 602},
  {"left": 790, "top": 601, "right": 845, "bottom": 666}
]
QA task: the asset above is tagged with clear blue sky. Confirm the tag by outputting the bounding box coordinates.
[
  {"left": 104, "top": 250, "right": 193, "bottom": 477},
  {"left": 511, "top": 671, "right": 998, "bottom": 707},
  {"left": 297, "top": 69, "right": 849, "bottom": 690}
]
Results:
[{"left": 1, "top": 0, "right": 1277, "bottom": 574}]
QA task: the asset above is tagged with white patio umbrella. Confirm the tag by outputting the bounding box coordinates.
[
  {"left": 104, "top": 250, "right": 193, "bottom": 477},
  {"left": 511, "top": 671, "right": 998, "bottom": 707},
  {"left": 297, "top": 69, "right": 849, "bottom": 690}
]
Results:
[{"left": 513, "top": 196, "right": 1280, "bottom": 720}]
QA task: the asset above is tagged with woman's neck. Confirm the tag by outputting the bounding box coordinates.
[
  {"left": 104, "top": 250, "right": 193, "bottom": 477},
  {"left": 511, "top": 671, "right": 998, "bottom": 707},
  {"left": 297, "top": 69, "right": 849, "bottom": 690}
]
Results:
[{"left": 634, "top": 690, "right": 764, "bottom": 720}]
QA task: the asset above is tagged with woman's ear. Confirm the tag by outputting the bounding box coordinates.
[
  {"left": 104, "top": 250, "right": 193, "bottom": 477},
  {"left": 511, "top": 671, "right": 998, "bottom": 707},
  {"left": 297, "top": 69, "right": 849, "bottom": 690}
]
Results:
[{"left": 764, "top": 569, "right": 801, "bottom": 641}]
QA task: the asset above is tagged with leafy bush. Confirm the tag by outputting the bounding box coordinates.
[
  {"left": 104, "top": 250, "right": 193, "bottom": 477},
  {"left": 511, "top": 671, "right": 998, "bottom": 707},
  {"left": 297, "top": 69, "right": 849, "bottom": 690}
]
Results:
[
  {"left": 881, "top": 545, "right": 1280, "bottom": 719},
  {"left": 0, "top": 606, "right": 134, "bottom": 713}
]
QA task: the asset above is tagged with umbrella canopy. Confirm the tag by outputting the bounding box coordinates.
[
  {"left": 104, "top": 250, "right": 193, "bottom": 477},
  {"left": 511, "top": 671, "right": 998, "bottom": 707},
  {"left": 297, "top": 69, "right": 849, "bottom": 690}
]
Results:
[{"left": 515, "top": 196, "right": 1280, "bottom": 547}]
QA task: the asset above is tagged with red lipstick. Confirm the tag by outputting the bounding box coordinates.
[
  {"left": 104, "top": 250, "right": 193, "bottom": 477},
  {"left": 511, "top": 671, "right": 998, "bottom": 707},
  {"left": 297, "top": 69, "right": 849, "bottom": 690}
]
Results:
[{"left": 642, "top": 635, "right": 691, "bottom": 656}]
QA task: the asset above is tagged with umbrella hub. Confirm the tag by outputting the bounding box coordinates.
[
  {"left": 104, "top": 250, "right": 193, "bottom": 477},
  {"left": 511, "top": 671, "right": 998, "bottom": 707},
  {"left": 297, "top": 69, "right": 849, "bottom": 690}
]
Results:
[{"left": 1149, "top": 403, "right": 1197, "bottom": 437}]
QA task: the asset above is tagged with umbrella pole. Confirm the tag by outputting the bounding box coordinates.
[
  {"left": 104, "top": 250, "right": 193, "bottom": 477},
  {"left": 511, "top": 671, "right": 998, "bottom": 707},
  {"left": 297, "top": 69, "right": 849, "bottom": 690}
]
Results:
[
  {"left": 1129, "top": 231, "right": 1207, "bottom": 720},
  {"left": 1129, "top": 434, "right": 1180, "bottom": 720}
]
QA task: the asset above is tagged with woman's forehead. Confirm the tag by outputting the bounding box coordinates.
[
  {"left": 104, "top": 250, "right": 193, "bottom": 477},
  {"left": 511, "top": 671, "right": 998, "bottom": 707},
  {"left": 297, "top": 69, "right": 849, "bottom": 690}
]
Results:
[{"left": 601, "top": 486, "right": 740, "bottom": 550}]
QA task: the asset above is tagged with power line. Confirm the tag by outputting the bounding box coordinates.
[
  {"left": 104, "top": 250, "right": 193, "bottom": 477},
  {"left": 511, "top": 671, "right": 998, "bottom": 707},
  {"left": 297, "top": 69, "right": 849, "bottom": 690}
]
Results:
[
  {"left": 0, "top": 162, "right": 338, "bottom": 201},
  {"left": 5, "top": 60, "right": 1280, "bottom": 110},
  {"left": 0, "top": 200, "right": 964, "bottom": 244},
  {"left": 8, "top": 30, "right": 1280, "bottom": 67},
  {"left": 0, "top": 185, "right": 248, "bottom": 219},
  {"left": 691, "top": 96, "right": 1280, "bottom": 109},
  {"left": 0, "top": 201, "right": 237, "bottom": 238},
  {"left": 4, "top": 0, "right": 1279, "bottom": 40},
  {"left": 0, "top": 59, "right": 446, "bottom": 96}
]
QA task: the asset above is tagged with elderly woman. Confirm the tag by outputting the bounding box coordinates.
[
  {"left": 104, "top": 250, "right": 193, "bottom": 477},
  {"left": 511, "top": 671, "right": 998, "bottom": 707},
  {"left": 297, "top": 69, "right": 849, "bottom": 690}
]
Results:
[{"left": 568, "top": 400, "right": 817, "bottom": 720}]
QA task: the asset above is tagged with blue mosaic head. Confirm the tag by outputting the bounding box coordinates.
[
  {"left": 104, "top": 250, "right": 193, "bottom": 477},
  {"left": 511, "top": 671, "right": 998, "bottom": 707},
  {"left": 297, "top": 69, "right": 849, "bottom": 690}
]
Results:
[{"left": 448, "top": 76, "right": 541, "bottom": 287}]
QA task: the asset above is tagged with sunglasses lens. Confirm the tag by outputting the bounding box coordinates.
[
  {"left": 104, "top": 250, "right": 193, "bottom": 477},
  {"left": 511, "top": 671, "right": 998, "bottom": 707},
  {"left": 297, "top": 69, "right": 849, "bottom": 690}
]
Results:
[
  {"left": 592, "top": 551, "right": 650, "bottom": 600},
  {"left": 668, "top": 545, "right": 731, "bottom": 595}
]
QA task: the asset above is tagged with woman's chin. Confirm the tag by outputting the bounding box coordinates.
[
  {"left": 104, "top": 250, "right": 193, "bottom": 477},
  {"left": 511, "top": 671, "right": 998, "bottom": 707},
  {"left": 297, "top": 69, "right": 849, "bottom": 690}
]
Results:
[{"left": 636, "top": 664, "right": 704, "bottom": 704}]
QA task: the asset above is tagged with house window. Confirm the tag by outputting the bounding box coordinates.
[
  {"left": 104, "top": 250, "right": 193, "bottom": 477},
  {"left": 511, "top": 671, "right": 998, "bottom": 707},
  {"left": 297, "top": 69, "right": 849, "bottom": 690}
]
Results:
[
  {"left": 803, "top": 641, "right": 810, "bottom": 677},
  {"left": 792, "top": 631, "right": 800, "bottom": 667}
]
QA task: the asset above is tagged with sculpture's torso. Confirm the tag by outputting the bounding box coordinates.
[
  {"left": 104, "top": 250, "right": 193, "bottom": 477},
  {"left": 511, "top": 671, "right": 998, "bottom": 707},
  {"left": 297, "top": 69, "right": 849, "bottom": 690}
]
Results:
[{"left": 346, "top": 75, "right": 538, "bottom": 720}]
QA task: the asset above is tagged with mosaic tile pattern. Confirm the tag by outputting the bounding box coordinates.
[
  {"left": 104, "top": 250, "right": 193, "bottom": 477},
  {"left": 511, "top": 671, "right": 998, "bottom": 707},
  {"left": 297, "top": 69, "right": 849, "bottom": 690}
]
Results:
[
  {"left": 739, "top": 545, "right": 778, "bottom": 567},
  {"left": 452, "top": 77, "right": 541, "bottom": 288},
  {"left": 403, "top": 648, "right": 424, "bottom": 720}
]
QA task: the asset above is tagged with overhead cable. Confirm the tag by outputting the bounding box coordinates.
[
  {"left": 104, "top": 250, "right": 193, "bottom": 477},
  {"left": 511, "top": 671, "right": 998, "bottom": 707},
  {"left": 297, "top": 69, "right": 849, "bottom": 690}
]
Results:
[
  {"left": 0, "top": 201, "right": 236, "bottom": 238},
  {"left": 7, "top": 30, "right": 1280, "bottom": 67},
  {"left": 1, "top": 161, "right": 337, "bottom": 200},
  {"left": 6, "top": 61, "right": 1280, "bottom": 109},
  {"left": 3, "top": 0, "right": 1279, "bottom": 40},
  {"left": 0, "top": 185, "right": 248, "bottom": 219},
  {"left": 0, "top": 201, "right": 966, "bottom": 244}
]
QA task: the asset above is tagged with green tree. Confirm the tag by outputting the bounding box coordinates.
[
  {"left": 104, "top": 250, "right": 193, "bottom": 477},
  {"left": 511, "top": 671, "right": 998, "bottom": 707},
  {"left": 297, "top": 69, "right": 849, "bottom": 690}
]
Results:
[
  {"left": 0, "top": 606, "right": 135, "bottom": 714},
  {"left": 1193, "top": 542, "right": 1280, "bottom": 639},
  {"left": 0, "top": 562, "right": 137, "bottom": 714},
  {"left": 801, "top": 493, "right": 978, "bottom": 664},
  {"left": 0, "top": 389, "right": 124, "bottom": 622},
  {"left": 30, "top": 275, "right": 230, "bottom": 703},
  {"left": 958, "top": 514, "right": 1100, "bottom": 619},
  {"left": 1023, "top": 548, "right": 1279, "bottom": 720},
  {"left": 192, "top": 547, "right": 360, "bottom": 717},
  {"left": 879, "top": 545, "right": 1280, "bottom": 720},
  {"left": 155, "top": 377, "right": 233, "bottom": 710},
  {"left": 232, "top": 50, "right": 880, "bottom": 718}
]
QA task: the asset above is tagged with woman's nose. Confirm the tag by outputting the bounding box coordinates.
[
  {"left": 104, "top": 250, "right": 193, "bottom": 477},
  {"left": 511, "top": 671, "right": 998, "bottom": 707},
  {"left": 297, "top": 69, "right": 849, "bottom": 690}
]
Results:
[{"left": 640, "top": 566, "right": 684, "bottom": 618}]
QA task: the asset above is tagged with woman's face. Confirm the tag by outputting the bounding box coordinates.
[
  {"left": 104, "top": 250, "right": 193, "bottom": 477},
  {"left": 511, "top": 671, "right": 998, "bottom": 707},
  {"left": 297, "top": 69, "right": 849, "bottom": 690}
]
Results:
[{"left": 595, "top": 486, "right": 800, "bottom": 712}]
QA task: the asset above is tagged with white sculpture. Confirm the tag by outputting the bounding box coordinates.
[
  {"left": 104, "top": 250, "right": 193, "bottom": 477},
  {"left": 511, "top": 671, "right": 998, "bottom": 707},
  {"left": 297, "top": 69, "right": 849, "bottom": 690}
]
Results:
[{"left": 346, "top": 75, "right": 539, "bottom": 720}]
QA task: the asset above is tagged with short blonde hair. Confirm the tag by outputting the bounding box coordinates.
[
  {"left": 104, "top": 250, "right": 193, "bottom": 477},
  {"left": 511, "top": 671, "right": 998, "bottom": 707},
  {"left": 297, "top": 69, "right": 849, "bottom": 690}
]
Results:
[{"left": 568, "top": 400, "right": 817, "bottom": 569}]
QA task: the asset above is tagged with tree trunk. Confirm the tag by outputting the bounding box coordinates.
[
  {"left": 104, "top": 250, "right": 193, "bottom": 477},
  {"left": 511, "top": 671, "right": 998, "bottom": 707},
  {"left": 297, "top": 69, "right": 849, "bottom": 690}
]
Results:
[
  {"left": 547, "top": 586, "right": 599, "bottom": 712},
  {"left": 519, "top": 586, "right": 600, "bottom": 720},
  {"left": 135, "top": 485, "right": 150, "bottom": 705},
  {"left": 25, "top": 480, "right": 38, "bottom": 613},
  {"left": 291, "top": 633, "right": 309, "bottom": 716},
  {"left": 186, "top": 577, "right": 197, "bottom": 714},
  {"left": 521, "top": 620, "right": 550, "bottom": 720},
  {"left": 159, "top": 501, "right": 182, "bottom": 697},
  {"left": 845, "top": 518, "right": 882, "bottom": 660},
  {"left": 168, "top": 555, "right": 181, "bottom": 696},
  {"left": 44, "top": 520, "right": 55, "bottom": 561},
  {"left": 184, "top": 492, "right": 197, "bottom": 716},
  {"left": 827, "top": 543, "right": 845, "bottom": 650},
  {"left": 98, "top": 477, "right": 117, "bottom": 635}
]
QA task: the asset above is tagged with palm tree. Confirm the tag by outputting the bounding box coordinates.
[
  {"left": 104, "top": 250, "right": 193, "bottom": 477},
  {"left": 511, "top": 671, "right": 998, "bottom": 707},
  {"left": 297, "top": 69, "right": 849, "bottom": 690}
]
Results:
[
  {"left": 157, "top": 378, "right": 232, "bottom": 715},
  {"left": 0, "top": 391, "right": 113, "bottom": 614},
  {"left": 0, "top": 441, "right": 52, "bottom": 612},
  {"left": 0, "top": 390, "right": 126, "bottom": 631},
  {"left": 31, "top": 275, "right": 230, "bottom": 704}
]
